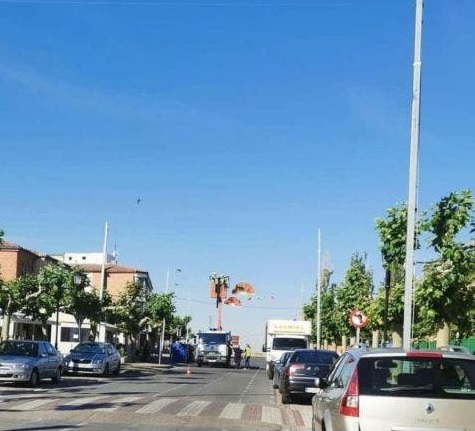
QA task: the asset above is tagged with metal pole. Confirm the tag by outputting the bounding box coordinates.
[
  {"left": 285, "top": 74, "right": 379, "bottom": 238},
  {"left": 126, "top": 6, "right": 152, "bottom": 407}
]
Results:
[
  {"left": 316, "top": 229, "right": 322, "bottom": 349},
  {"left": 99, "top": 221, "right": 109, "bottom": 301},
  {"left": 403, "top": 0, "right": 423, "bottom": 351}
]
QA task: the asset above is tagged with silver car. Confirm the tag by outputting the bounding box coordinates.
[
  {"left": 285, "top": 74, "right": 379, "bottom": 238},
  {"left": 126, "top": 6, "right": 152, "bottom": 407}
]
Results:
[
  {"left": 309, "top": 347, "right": 475, "bottom": 431},
  {"left": 0, "top": 340, "right": 63, "bottom": 387},
  {"left": 63, "top": 341, "right": 121, "bottom": 376}
]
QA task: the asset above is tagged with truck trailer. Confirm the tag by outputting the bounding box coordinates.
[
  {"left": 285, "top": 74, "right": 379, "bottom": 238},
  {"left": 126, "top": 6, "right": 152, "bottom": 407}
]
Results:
[{"left": 263, "top": 319, "right": 312, "bottom": 379}]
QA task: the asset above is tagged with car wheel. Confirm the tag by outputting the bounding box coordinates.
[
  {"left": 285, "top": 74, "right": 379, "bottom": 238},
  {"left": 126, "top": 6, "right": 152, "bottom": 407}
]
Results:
[
  {"left": 29, "top": 369, "right": 40, "bottom": 387},
  {"left": 281, "top": 390, "right": 292, "bottom": 404},
  {"left": 102, "top": 363, "right": 110, "bottom": 376},
  {"left": 51, "top": 368, "right": 62, "bottom": 384},
  {"left": 112, "top": 362, "right": 121, "bottom": 376}
]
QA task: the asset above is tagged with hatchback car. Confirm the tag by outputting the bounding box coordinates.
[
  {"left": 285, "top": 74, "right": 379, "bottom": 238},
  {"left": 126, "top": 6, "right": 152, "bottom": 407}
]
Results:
[
  {"left": 63, "top": 341, "right": 121, "bottom": 376},
  {"left": 280, "top": 348, "right": 339, "bottom": 404},
  {"left": 309, "top": 348, "right": 475, "bottom": 431},
  {"left": 0, "top": 339, "right": 63, "bottom": 387}
]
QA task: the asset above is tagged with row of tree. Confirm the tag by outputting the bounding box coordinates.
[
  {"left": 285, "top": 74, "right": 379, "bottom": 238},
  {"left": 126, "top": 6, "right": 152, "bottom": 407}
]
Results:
[
  {"left": 303, "top": 189, "right": 475, "bottom": 347},
  {"left": 0, "top": 233, "right": 191, "bottom": 348}
]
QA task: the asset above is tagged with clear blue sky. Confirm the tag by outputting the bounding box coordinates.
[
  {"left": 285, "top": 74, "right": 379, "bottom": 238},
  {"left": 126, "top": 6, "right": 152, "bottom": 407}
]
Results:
[{"left": 1, "top": 0, "right": 474, "bottom": 349}]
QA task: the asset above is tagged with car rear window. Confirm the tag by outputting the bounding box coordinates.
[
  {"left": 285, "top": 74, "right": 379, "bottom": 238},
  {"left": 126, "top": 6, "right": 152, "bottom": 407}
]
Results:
[
  {"left": 358, "top": 356, "right": 475, "bottom": 399},
  {"left": 291, "top": 350, "right": 338, "bottom": 364}
]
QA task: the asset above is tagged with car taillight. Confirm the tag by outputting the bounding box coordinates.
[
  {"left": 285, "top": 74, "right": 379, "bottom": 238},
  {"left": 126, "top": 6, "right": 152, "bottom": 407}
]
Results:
[
  {"left": 289, "top": 363, "right": 304, "bottom": 375},
  {"left": 284, "top": 363, "right": 304, "bottom": 377},
  {"left": 339, "top": 369, "right": 359, "bottom": 417}
]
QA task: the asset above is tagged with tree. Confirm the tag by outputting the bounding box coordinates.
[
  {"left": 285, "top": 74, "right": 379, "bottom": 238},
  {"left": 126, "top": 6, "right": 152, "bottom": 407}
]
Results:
[
  {"left": 0, "top": 274, "right": 39, "bottom": 340},
  {"left": 37, "top": 263, "right": 87, "bottom": 348},
  {"left": 334, "top": 253, "right": 374, "bottom": 343},
  {"left": 105, "top": 281, "right": 152, "bottom": 344},
  {"left": 303, "top": 269, "right": 339, "bottom": 345},
  {"left": 374, "top": 204, "right": 416, "bottom": 343},
  {"left": 62, "top": 270, "right": 102, "bottom": 343},
  {"left": 415, "top": 189, "right": 475, "bottom": 338}
]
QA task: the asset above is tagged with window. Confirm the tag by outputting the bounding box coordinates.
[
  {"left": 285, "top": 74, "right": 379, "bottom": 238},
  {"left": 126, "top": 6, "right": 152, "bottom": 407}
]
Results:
[{"left": 358, "top": 356, "right": 475, "bottom": 399}]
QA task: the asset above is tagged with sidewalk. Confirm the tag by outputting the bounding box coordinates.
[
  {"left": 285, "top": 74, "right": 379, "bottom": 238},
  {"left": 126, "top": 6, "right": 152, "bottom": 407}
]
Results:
[{"left": 121, "top": 352, "right": 189, "bottom": 372}]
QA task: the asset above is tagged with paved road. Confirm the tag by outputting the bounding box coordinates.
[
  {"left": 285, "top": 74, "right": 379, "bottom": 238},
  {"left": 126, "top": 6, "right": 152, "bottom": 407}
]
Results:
[{"left": 0, "top": 359, "right": 313, "bottom": 431}]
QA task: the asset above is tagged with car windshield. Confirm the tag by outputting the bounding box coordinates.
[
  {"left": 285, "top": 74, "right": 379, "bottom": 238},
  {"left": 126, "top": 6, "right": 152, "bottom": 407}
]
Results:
[
  {"left": 199, "top": 333, "right": 227, "bottom": 344},
  {"left": 358, "top": 356, "right": 475, "bottom": 399},
  {"left": 273, "top": 338, "right": 307, "bottom": 350},
  {"left": 73, "top": 343, "right": 106, "bottom": 354},
  {"left": 0, "top": 341, "right": 38, "bottom": 357}
]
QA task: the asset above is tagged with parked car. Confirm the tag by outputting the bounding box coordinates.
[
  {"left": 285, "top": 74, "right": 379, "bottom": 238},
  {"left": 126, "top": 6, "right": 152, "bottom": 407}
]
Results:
[
  {"left": 280, "top": 348, "right": 339, "bottom": 404},
  {"left": 63, "top": 341, "right": 121, "bottom": 376},
  {"left": 309, "top": 348, "right": 475, "bottom": 431},
  {"left": 272, "top": 350, "right": 292, "bottom": 391},
  {"left": 0, "top": 339, "right": 63, "bottom": 387}
]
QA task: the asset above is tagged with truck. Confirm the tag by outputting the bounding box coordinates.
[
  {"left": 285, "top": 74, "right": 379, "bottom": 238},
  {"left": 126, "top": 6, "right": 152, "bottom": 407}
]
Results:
[
  {"left": 263, "top": 319, "right": 312, "bottom": 379},
  {"left": 195, "top": 329, "right": 232, "bottom": 367}
]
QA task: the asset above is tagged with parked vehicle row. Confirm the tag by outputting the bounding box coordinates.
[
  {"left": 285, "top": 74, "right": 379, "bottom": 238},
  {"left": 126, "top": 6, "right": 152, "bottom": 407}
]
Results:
[{"left": 0, "top": 340, "right": 121, "bottom": 387}]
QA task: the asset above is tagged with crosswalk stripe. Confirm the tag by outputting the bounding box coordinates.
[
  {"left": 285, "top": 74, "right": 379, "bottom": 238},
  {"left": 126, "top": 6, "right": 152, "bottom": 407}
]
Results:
[
  {"left": 95, "top": 396, "right": 143, "bottom": 412},
  {"left": 136, "top": 397, "right": 177, "bottom": 414},
  {"left": 219, "top": 402, "right": 246, "bottom": 420},
  {"left": 62, "top": 396, "right": 109, "bottom": 406},
  {"left": 176, "top": 400, "right": 211, "bottom": 417},
  {"left": 14, "top": 398, "right": 58, "bottom": 411},
  {"left": 261, "top": 405, "right": 283, "bottom": 426}
]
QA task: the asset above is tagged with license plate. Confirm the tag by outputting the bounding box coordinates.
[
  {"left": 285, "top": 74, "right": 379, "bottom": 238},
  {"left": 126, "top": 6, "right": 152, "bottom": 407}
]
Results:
[{"left": 305, "top": 387, "right": 318, "bottom": 393}]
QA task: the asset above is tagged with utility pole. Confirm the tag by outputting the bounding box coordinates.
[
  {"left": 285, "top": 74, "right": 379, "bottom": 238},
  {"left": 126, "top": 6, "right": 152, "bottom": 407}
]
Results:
[
  {"left": 99, "top": 221, "right": 109, "bottom": 301},
  {"left": 403, "top": 0, "right": 423, "bottom": 350},
  {"left": 315, "top": 229, "right": 322, "bottom": 349}
]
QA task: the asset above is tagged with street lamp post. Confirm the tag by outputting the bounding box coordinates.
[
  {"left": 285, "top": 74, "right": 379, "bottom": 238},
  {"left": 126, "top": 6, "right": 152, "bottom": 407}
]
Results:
[
  {"left": 55, "top": 273, "right": 84, "bottom": 350},
  {"left": 54, "top": 289, "right": 62, "bottom": 350}
]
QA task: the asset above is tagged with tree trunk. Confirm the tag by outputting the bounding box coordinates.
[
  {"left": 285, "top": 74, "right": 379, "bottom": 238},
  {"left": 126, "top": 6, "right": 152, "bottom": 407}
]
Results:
[
  {"left": 1, "top": 312, "right": 11, "bottom": 341},
  {"left": 436, "top": 322, "right": 450, "bottom": 347}
]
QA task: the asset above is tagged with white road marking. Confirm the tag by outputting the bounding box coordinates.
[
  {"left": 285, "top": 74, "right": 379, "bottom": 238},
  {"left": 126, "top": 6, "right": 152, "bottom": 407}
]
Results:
[
  {"left": 95, "top": 396, "right": 143, "bottom": 412},
  {"left": 136, "top": 397, "right": 178, "bottom": 414},
  {"left": 176, "top": 400, "right": 211, "bottom": 416},
  {"left": 219, "top": 402, "right": 245, "bottom": 419}
]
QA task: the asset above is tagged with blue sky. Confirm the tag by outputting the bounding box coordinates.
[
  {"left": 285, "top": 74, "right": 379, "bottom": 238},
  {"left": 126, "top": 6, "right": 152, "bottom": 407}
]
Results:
[{"left": 1, "top": 0, "right": 474, "bottom": 349}]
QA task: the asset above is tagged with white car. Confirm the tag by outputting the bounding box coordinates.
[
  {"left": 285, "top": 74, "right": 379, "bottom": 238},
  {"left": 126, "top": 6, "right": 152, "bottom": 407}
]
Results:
[
  {"left": 63, "top": 341, "right": 121, "bottom": 376},
  {"left": 309, "top": 347, "right": 475, "bottom": 431},
  {"left": 0, "top": 340, "right": 63, "bottom": 387}
]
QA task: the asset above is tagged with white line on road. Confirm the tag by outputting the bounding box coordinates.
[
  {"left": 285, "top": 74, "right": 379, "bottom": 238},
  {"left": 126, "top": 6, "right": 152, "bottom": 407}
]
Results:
[
  {"left": 136, "top": 397, "right": 177, "bottom": 414},
  {"left": 176, "top": 400, "right": 211, "bottom": 416},
  {"left": 219, "top": 402, "right": 245, "bottom": 420}
]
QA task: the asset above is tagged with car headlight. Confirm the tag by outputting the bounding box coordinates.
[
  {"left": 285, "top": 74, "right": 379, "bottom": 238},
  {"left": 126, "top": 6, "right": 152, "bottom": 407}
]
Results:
[{"left": 12, "top": 363, "right": 31, "bottom": 370}]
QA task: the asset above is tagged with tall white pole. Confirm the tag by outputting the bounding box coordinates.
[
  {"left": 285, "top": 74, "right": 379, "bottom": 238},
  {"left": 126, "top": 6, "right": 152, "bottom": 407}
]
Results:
[
  {"left": 99, "top": 221, "right": 109, "bottom": 301},
  {"left": 403, "top": 0, "right": 423, "bottom": 350},
  {"left": 158, "top": 269, "right": 170, "bottom": 366},
  {"left": 316, "top": 228, "right": 322, "bottom": 349}
]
